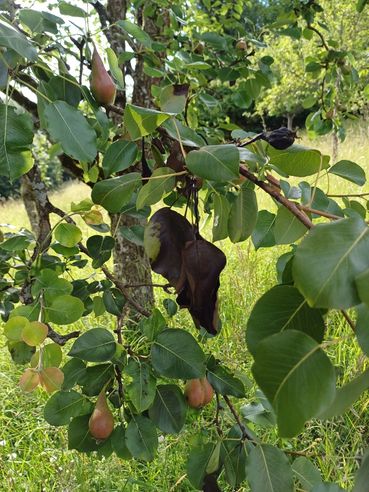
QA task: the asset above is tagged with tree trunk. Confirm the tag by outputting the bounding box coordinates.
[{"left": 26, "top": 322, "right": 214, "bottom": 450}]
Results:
[
  {"left": 286, "top": 113, "right": 294, "bottom": 131},
  {"left": 106, "top": 0, "right": 167, "bottom": 310},
  {"left": 21, "top": 175, "right": 40, "bottom": 237}
]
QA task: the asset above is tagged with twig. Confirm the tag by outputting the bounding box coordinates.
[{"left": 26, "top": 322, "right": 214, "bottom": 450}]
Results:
[
  {"left": 307, "top": 24, "right": 330, "bottom": 51},
  {"left": 328, "top": 192, "right": 369, "bottom": 198},
  {"left": 223, "top": 395, "right": 254, "bottom": 441},
  {"left": 114, "top": 316, "right": 124, "bottom": 404},
  {"left": 298, "top": 205, "right": 342, "bottom": 221},
  {"left": 47, "top": 325, "right": 80, "bottom": 345},
  {"left": 239, "top": 165, "right": 313, "bottom": 229},
  {"left": 341, "top": 310, "right": 355, "bottom": 332},
  {"left": 213, "top": 392, "right": 223, "bottom": 437}
]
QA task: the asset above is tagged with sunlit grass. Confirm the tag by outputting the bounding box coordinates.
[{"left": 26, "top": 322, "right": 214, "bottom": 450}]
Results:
[{"left": 1, "top": 124, "right": 369, "bottom": 490}]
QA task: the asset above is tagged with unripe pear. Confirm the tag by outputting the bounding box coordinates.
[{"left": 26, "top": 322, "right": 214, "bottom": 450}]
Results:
[
  {"left": 184, "top": 377, "right": 214, "bottom": 409},
  {"left": 90, "top": 48, "right": 116, "bottom": 106},
  {"left": 89, "top": 390, "right": 114, "bottom": 440}
]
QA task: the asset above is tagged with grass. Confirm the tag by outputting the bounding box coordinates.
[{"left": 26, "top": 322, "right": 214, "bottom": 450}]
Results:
[{"left": 1, "top": 124, "right": 369, "bottom": 491}]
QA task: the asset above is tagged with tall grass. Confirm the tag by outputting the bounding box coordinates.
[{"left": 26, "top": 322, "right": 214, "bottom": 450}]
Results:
[{"left": 1, "top": 124, "right": 369, "bottom": 491}]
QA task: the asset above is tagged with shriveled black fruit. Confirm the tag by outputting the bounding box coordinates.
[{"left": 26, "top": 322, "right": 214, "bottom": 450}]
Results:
[
  {"left": 261, "top": 127, "right": 296, "bottom": 150},
  {"left": 240, "top": 127, "right": 296, "bottom": 150}
]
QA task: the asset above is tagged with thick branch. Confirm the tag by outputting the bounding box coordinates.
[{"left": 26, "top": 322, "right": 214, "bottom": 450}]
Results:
[{"left": 47, "top": 325, "right": 80, "bottom": 345}]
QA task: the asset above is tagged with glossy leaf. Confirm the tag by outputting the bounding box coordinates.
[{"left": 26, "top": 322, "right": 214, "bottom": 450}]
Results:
[
  {"left": 62, "top": 358, "right": 86, "bottom": 390},
  {"left": 212, "top": 194, "right": 230, "bottom": 242},
  {"left": 355, "top": 304, "right": 369, "bottom": 356},
  {"left": 207, "top": 365, "right": 245, "bottom": 397},
  {"left": 0, "top": 104, "right": 34, "bottom": 180},
  {"left": 44, "top": 390, "right": 93, "bottom": 426},
  {"left": 68, "top": 328, "right": 116, "bottom": 362},
  {"left": 252, "top": 330, "right": 336, "bottom": 437},
  {"left": 124, "top": 104, "right": 170, "bottom": 140},
  {"left": 136, "top": 167, "right": 176, "bottom": 209},
  {"left": 161, "top": 118, "right": 206, "bottom": 148},
  {"left": 54, "top": 223, "right": 82, "bottom": 247},
  {"left": 111, "top": 425, "right": 132, "bottom": 460},
  {"left": 124, "top": 360, "right": 156, "bottom": 412},
  {"left": 329, "top": 160, "right": 366, "bottom": 186},
  {"left": 68, "top": 415, "right": 98, "bottom": 452},
  {"left": 91, "top": 173, "right": 141, "bottom": 213},
  {"left": 267, "top": 145, "right": 330, "bottom": 177},
  {"left": 246, "top": 444, "right": 294, "bottom": 492},
  {"left": 246, "top": 285, "right": 325, "bottom": 355},
  {"left": 353, "top": 449, "right": 369, "bottom": 492},
  {"left": 151, "top": 328, "right": 206, "bottom": 379},
  {"left": 160, "top": 84, "right": 188, "bottom": 114},
  {"left": 292, "top": 457, "right": 322, "bottom": 491},
  {"left": 125, "top": 415, "right": 158, "bottom": 461},
  {"left": 293, "top": 217, "right": 369, "bottom": 309},
  {"left": 0, "top": 19, "right": 37, "bottom": 60},
  {"left": 148, "top": 384, "right": 187, "bottom": 434},
  {"left": 186, "top": 144, "right": 240, "bottom": 182},
  {"left": 46, "top": 295, "right": 84, "bottom": 325},
  {"left": 44, "top": 101, "right": 97, "bottom": 162},
  {"left": 228, "top": 184, "right": 258, "bottom": 243},
  {"left": 118, "top": 20, "right": 152, "bottom": 47},
  {"left": 187, "top": 442, "right": 219, "bottom": 489},
  {"left": 274, "top": 207, "right": 308, "bottom": 244},
  {"left": 252, "top": 210, "right": 276, "bottom": 249},
  {"left": 102, "top": 140, "right": 138, "bottom": 177}
]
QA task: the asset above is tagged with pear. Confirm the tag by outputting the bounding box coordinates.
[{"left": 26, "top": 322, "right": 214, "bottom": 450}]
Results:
[
  {"left": 90, "top": 48, "right": 116, "bottom": 106},
  {"left": 89, "top": 390, "right": 114, "bottom": 440},
  {"left": 184, "top": 377, "right": 214, "bottom": 409}
]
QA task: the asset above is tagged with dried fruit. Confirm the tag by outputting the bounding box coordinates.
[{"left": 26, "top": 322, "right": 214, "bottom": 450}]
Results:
[
  {"left": 89, "top": 390, "right": 114, "bottom": 439},
  {"left": 90, "top": 47, "right": 116, "bottom": 106},
  {"left": 184, "top": 377, "right": 214, "bottom": 408},
  {"left": 262, "top": 127, "right": 297, "bottom": 150}
]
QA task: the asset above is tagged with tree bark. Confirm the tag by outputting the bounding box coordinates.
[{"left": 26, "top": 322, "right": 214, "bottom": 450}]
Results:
[{"left": 106, "top": 0, "right": 163, "bottom": 309}]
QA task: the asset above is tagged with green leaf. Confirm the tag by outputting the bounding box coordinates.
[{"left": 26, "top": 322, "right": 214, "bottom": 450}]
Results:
[
  {"left": 293, "top": 217, "right": 369, "bottom": 309},
  {"left": 207, "top": 365, "right": 245, "bottom": 397},
  {"left": 59, "top": 1, "right": 87, "bottom": 17},
  {"left": 312, "top": 485, "right": 346, "bottom": 492},
  {"left": 91, "top": 173, "right": 141, "bottom": 213},
  {"left": 118, "top": 20, "right": 153, "bottom": 48},
  {"left": 124, "top": 360, "right": 156, "bottom": 412},
  {"left": 357, "top": 0, "right": 369, "bottom": 13},
  {"left": 111, "top": 425, "right": 132, "bottom": 460},
  {"left": 106, "top": 48, "right": 124, "bottom": 89},
  {"left": 78, "top": 364, "right": 114, "bottom": 396},
  {"left": 0, "top": 233, "right": 32, "bottom": 251},
  {"left": 148, "top": 384, "right": 187, "bottom": 434},
  {"left": 186, "top": 144, "right": 240, "bottom": 182},
  {"left": 329, "top": 160, "right": 366, "bottom": 186},
  {"left": 292, "top": 457, "right": 322, "bottom": 491},
  {"left": 274, "top": 207, "right": 308, "bottom": 245},
  {"left": 102, "top": 288, "right": 126, "bottom": 316},
  {"left": 31, "top": 343, "right": 62, "bottom": 368},
  {"left": 187, "top": 442, "right": 219, "bottom": 489},
  {"left": 32, "top": 269, "right": 73, "bottom": 303},
  {"left": 355, "top": 268, "right": 369, "bottom": 305},
  {"left": 0, "top": 104, "right": 34, "bottom": 180},
  {"left": 318, "top": 368, "right": 369, "bottom": 419},
  {"left": 151, "top": 328, "right": 206, "bottom": 379},
  {"left": 86, "top": 235, "right": 115, "bottom": 268},
  {"left": 62, "top": 358, "right": 86, "bottom": 390},
  {"left": 221, "top": 429, "right": 247, "bottom": 488},
  {"left": 159, "top": 84, "right": 188, "bottom": 114},
  {"left": 68, "top": 328, "right": 116, "bottom": 362},
  {"left": 46, "top": 295, "right": 84, "bottom": 325},
  {"left": 356, "top": 304, "right": 369, "bottom": 356},
  {"left": 246, "top": 444, "right": 294, "bottom": 492},
  {"left": 68, "top": 415, "right": 98, "bottom": 452},
  {"left": 246, "top": 285, "right": 325, "bottom": 355},
  {"left": 252, "top": 210, "right": 276, "bottom": 249},
  {"left": 8, "top": 341, "right": 35, "bottom": 364},
  {"left": 125, "top": 415, "right": 158, "bottom": 462},
  {"left": 44, "top": 101, "right": 97, "bottom": 162},
  {"left": 212, "top": 194, "right": 230, "bottom": 242},
  {"left": 4, "top": 316, "right": 29, "bottom": 341},
  {"left": 54, "top": 223, "right": 82, "bottom": 247},
  {"left": 0, "top": 19, "right": 37, "bottom": 61},
  {"left": 353, "top": 449, "right": 369, "bottom": 491},
  {"left": 267, "top": 145, "right": 330, "bottom": 177},
  {"left": 161, "top": 118, "right": 206, "bottom": 148},
  {"left": 102, "top": 140, "right": 138, "bottom": 177},
  {"left": 228, "top": 184, "right": 258, "bottom": 243},
  {"left": 136, "top": 167, "right": 176, "bottom": 209},
  {"left": 252, "top": 331, "right": 336, "bottom": 437},
  {"left": 44, "top": 390, "right": 93, "bottom": 426},
  {"left": 124, "top": 104, "right": 170, "bottom": 140},
  {"left": 138, "top": 308, "right": 166, "bottom": 341}
]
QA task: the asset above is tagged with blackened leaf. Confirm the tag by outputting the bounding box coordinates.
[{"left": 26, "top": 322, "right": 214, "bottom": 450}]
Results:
[
  {"left": 144, "top": 208, "right": 195, "bottom": 288},
  {"left": 180, "top": 239, "right": 226, "bottom": 334}
]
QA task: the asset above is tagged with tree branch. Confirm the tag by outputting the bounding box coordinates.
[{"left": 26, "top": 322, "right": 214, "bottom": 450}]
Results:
[
  {"left": 223, "top": 395, "right": 254, "bottom": 441},
  {"left": 47, "top": 325, "right": 80, "bottom": 345},
  {"left": 239, "top": 165, "right": 313, "bottom": 229}
]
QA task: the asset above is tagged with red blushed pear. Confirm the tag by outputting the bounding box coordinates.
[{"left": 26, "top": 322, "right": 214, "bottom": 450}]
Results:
[
  {"left": 184, "top": 377, "right": 214, "bottom": 409},
  {"left": 90, "top": 47, "right": 116, "bottom": 106},
  {"left": 89, "top": 390, "right": 114, "bottom": 440}
]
